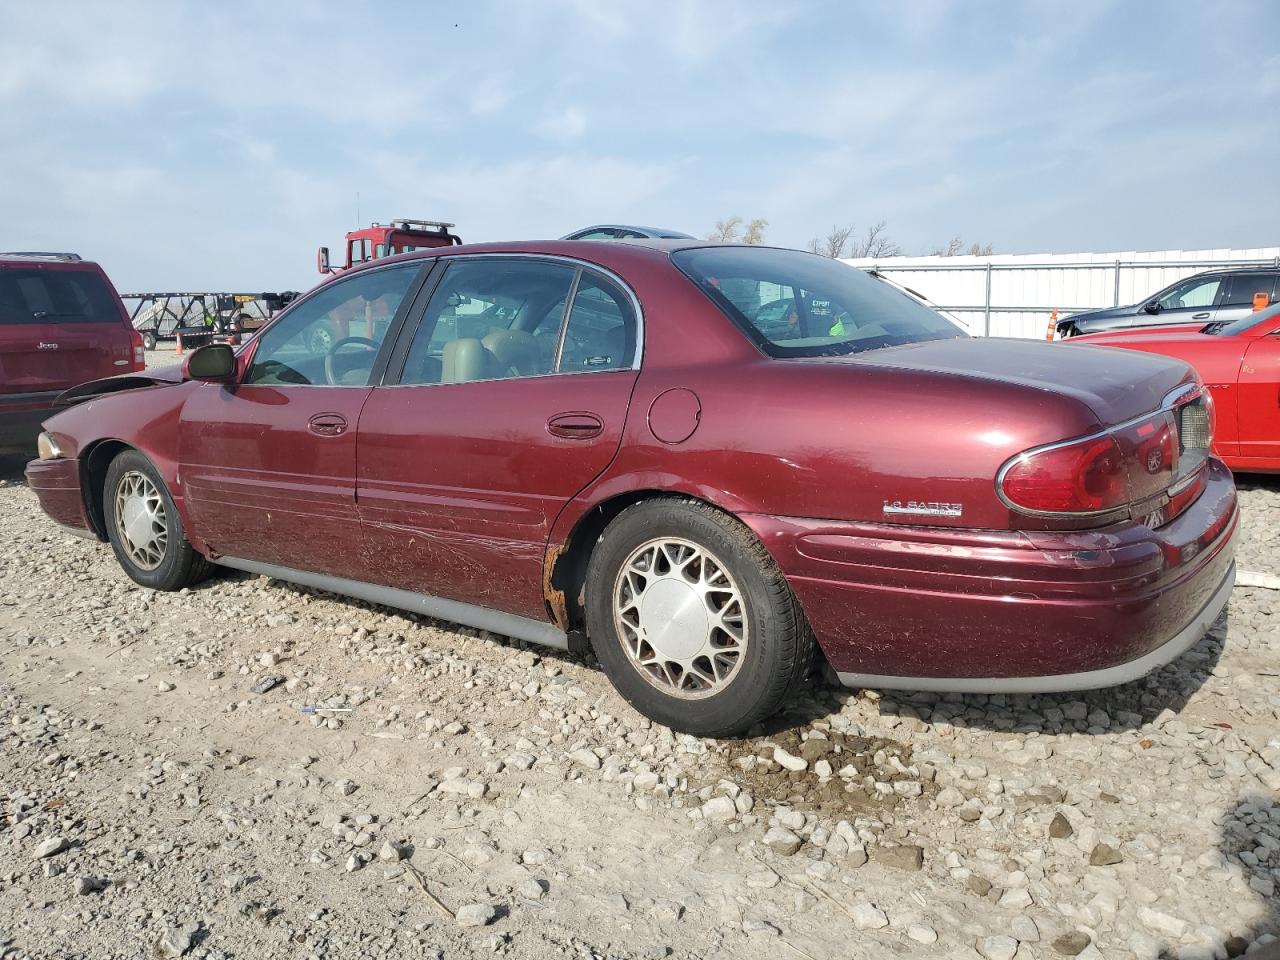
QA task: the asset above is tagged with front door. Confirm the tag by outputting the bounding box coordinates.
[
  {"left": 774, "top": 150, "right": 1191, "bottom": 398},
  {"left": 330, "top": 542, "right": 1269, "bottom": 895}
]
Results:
[
  {"left": 1146, "top": 273, "right": 1226, "bottom": 327},
  {"left": 178, "top": 262, "right": 425, "bottom": 578},
  {"left": 1238, "top": 313, "right": 1280, "bottom": 462},
  {"left": 357, "top": 256, "right": 640, "bottom": 620}
]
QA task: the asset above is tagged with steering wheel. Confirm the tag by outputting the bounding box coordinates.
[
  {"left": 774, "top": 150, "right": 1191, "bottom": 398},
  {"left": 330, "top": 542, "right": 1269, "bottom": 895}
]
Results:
[{"left": 324, "top": 336, "right": 379, "bottom": 385}]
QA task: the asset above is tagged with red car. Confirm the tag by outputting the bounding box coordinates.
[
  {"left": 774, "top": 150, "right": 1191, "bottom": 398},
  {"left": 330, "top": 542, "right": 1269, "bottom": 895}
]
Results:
[
  {"left": 1073, "top": 305, "right": 1280, "bottom": 474},
  {"left": 1, "top": 252, "right": 144, "bottom": 455},
  {"left": 27, "top": 242, "right": 1237, "bottom": 735}
]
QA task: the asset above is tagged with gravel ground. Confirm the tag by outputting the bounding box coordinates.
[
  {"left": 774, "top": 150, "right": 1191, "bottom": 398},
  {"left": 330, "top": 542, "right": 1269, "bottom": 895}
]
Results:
[{"left": 0, "top": 410, "right": 1278, "bottom": 959}]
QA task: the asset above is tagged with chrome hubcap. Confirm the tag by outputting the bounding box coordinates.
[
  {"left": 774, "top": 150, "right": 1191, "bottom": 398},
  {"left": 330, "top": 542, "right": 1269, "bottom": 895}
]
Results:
[
  {"left": 613, "top": 537, "right": 747, "bottom": 699},
  {"left": 114, "top": 470, "right": 168, "bottom": 570}
]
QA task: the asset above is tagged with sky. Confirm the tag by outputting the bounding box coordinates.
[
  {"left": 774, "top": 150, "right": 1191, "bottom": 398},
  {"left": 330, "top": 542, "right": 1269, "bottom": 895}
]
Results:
[{"left": 1, "top": 1, "right": 1277, "bottom": 292}]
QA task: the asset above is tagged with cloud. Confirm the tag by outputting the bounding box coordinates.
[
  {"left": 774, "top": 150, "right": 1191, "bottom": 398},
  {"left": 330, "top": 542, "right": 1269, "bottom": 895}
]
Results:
[{"left": 538, "top": 106, "right": 588, "bottom": 141}]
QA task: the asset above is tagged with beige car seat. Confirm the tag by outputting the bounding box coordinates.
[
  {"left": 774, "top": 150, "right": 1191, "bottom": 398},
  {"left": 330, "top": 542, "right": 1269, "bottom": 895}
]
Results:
[
  {"left": 482, "top": 329, "right": 541, "bottom": 377},
  {"left": 442, "top": 338, "right": 497, "bottom": 383}
]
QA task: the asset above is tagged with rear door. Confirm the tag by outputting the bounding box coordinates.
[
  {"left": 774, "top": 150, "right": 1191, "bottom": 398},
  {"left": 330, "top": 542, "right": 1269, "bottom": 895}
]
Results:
[
  {"left": 356, "top": 256, "right": 640, "bottom": 619},
  {"left": 0, "top": 263, "right": 132, "bottom": 394},
  {"left": 1216, "top": 273, "right": 1277, "bottom": 327}
]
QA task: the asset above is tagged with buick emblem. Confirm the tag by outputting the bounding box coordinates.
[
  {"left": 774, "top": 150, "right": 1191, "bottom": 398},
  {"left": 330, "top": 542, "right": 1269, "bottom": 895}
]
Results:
[{"left": 1145, "top": 448, "right": 1163, "bottom": 474}]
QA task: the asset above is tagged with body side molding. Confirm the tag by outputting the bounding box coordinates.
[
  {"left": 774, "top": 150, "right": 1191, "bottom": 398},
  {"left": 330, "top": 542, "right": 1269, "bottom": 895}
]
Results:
[{"left": 213, "top": 556, "right": 569, "bottom": 650}]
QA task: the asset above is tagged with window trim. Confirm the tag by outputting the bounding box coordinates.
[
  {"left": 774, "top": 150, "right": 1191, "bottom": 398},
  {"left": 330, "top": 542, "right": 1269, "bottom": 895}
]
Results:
[
  {"left": 379, "top": 253, "right": 644, "bottom": 389},
  {"left": 239, "top": 260, "right": 432, "bottom": 389}
]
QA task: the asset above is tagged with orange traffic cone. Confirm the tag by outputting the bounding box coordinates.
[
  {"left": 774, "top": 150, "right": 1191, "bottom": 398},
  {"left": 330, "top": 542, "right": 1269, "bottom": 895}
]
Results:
[{"left": 1045, "top": 310, "right": 1058, "bottom": 340}]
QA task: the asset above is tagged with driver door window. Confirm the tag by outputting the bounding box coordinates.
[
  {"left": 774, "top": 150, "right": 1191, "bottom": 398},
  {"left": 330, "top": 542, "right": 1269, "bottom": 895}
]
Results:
[
  {"left": 246, "top": 264, "right": 421, "bottom": 386},
  {"left": 1158, "top": 277, "right": 1222, "bottom": 310}
]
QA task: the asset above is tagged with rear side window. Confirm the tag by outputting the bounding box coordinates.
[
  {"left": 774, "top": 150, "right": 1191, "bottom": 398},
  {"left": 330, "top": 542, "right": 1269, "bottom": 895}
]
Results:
[
  {"left": 558, "top": 275, "right": 636, "bottom": 371},
  {"left": 1221, "top": 273, "right": 1276, "bottom": 306},
  {"left": 0, "top": 268, "right": 121, "bottom": 325}
]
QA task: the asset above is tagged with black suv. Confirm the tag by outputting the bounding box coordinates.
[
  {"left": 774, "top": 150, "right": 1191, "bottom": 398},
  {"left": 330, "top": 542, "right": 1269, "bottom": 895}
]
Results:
[{"left": 1056, "top": 267, "right": 1278, "bottom": 337}]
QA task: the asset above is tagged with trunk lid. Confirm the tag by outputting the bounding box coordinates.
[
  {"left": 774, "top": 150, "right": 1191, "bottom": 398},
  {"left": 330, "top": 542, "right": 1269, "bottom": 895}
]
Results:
[
  {"left": 0, "top": 322, "right": 133, "bottom": 395},
  {"left": 0, "top": 264, "right": 133, "bottom": 394},
  {"left": 845, "top": 336, "right": 1196, "bottom": 428}
]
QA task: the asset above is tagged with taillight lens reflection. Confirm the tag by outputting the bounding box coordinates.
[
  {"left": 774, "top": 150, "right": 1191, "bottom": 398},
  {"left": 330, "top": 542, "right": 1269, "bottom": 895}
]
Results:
[{"left": 1001, "top": 434, "right": 1128, "bottom": 514}]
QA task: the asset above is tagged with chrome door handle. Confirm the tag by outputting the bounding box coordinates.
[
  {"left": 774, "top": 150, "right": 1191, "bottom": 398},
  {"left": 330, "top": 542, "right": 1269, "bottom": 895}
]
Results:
[
  {"left": 547, "top": 412, "right": 604, "bottom": 439},
  {"left": 307, "top": 413, "right": 348, "bottom": 437},
  {"left": 1192, "top": 313, "right": 1210, "bottom": 319}
]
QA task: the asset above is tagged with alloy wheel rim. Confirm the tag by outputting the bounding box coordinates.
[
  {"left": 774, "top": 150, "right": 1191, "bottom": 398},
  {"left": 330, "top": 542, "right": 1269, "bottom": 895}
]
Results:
[
  {"left": 613, "top": 537, "right": 748, "bottom": 699},
  {"left": 113, "top": 470, "right": 168, "bottom": 571}
]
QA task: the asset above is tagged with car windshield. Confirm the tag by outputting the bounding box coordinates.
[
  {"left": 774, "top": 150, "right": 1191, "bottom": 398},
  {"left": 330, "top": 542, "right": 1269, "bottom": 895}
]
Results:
[
  {"left": 672, "top": 246, "right": 964, "bottom": 358},
  {"left": 0, "top": 268, "right": 120, "bottom": 325}
]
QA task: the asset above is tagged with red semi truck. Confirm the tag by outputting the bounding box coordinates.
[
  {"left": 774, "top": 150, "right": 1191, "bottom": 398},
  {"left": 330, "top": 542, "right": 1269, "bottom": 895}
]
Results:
[{"left": 317, "top": 219, "right": 461, "bottom": 274}]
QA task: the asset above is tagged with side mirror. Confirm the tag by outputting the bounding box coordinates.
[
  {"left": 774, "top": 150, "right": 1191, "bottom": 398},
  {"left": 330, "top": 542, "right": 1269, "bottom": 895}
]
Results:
[
  {"left": 183, "top": 343, "right": 236, "bottom": 383},
  {"left": 1142, "top": 300, "right": 1162, "bottom": 315},
  {"left": 317, "top": 246, "right": 331, "bottom": 274}
]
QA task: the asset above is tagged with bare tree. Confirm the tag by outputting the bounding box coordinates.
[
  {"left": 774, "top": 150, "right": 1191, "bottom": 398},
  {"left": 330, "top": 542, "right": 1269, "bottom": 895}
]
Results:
[
  {"left": 706, "top": 217, "right": 742, "bottom": 242},
  {"left": 930, "top": 236, "right": 994, "bottom": 257},
  {"left": 807, "top": 224, "right": 856, "bottom": 258},
  {"left": 741, "top": 217, "right": 768, "bottom": 245},
  {"left": 807, "top": 220, "right": 900, "bottom": 259},
  {"left": 850, "top": 220, "right": 901, "bottom": 258}
]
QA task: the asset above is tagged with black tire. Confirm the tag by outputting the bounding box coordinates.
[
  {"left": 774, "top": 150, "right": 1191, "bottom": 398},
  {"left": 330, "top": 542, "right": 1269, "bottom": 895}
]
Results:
[
  {"left": 584, "top": 499, "right": 813, "bottom": 737},
  {"left": 103, "top": 449, "right": 212, "bottom": 591},
  {"left": 142, "top": 331, "right": 157, "bottom": 351}
]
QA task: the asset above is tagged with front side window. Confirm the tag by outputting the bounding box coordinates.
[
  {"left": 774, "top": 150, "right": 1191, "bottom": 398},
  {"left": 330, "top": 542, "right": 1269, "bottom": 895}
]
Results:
[
  {"left": 245, "top": 264, "right": 420, "bottom": 386},
  {"left": 672, "top": 246, "right": 963, "bottom": 358},
  {"left": 399, "top": 259, "right": 576, "bottom": 385},
  {"left": 1158, "top": 276, "right": 1221, "bottom": 310},
  {"left": 0, "top": 269, "right": 120, "bottom": 325}
]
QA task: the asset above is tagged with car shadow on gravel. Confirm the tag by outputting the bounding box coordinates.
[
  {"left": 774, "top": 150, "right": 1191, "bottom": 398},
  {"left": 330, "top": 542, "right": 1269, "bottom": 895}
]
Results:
[
  {"left": 1235, "top": 471, "right": 1280, "bottom": 493},
  {"left": 1202, "top": 792, "right": 1280, "bottom": 959},
  {"left": 0, "top": 453, "right": 31, "bottom": 485}
]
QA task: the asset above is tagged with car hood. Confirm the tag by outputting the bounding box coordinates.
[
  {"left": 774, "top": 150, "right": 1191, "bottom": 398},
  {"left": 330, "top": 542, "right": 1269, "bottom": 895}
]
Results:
[
  {"left": 838, "top": 336, "right": 1195, "bottom": 426},
  {"left": 55, "top": 363, "right": 184, "bottom": 406},
  {"left": 1063, "top": 303, "right": 1140, "bottom": 323}
]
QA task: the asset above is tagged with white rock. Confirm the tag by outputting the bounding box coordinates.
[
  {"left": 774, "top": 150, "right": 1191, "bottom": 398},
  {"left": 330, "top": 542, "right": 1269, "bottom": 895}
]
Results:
[
  {"left": 569, "top": 748, "right": 601, "bottom": 770},
  {"left": 773, "top": 747, "right": 807, "bottom": 772},
  {"left": 977, "top": 935, "right": 1017, "bottom": 960},
  {"left": 850, "top": 902, "right": 888, "bottom": 930},
  {"left": 454, "top": 903, "right": 497, "bottom": 927},
  {"left": 907, "top": 924, "right": 938, "bottom": 944},
  {"left": 701, "top": 796, "right": 737, "bottom": 822},
  {"left": 763, "top": 826, "right": 802, "bottom": 856}
]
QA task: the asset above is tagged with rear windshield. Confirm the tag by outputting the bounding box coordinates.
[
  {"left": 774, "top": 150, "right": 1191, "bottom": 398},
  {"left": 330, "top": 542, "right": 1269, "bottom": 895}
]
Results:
[
  {"left": 0, "top": 268, "right": 121, "bottom": 325},
  {"left": 672, "top": 246, "right": 964, "bottom": 358}
]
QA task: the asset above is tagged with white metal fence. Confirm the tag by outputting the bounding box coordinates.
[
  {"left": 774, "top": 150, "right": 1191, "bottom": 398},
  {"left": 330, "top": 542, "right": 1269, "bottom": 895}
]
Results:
[{"left": 843, "top": 247, "right": 1280, "bottom": 338}]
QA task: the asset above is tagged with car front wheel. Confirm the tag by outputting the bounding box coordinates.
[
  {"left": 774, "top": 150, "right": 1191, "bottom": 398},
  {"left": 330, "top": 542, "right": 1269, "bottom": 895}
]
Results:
[
  {"left": 103, "top": 450, "right": 211, "bottom": 591},
  {"left": 585, "top": 499, "right": 813, "bottom": 737}
]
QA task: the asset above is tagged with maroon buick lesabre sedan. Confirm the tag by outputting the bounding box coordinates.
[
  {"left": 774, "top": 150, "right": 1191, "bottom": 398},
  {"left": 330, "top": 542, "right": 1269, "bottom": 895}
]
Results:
[{"left": 27, "top": 241, "right": 1237, "bottom": 735}]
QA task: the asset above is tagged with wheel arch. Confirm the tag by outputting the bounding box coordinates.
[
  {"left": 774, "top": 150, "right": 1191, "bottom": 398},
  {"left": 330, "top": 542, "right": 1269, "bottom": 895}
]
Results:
[
  {"left": 79, "top": 438, "right": 134, "bottom": 540},
  {"left": 545, "top": 487, "right": 758, "bottom": 652}
]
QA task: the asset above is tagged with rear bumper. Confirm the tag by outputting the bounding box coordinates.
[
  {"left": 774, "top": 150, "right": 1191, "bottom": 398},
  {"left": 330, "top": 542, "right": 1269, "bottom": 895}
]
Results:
[
  {"left": 744, "top": 458, "right": 1238, "bottom": 691},
  {"left": 0, "top": 391, "right": 60, "bottom": 453},
  {"left": 26, "top": 456, "right": 97, "bottom": 537}
]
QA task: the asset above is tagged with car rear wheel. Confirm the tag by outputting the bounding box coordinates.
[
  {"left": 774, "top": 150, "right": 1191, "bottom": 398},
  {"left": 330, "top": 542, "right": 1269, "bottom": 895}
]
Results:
[
  {"left": 103, "top": 450, "right": 211, "bottom": 591},
  {"left": 584, "top": 499, "right": 813, "bottom": 737},
  {"left": 142, "top": 331, "right": 157, "bottom": 351}
]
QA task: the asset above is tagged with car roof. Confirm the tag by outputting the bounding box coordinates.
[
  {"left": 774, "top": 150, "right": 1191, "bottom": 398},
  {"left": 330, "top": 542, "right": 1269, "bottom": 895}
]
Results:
[
  {"left": 562, "top": 225, "right": 696, "bottom": 239},
  {"left": 0, "top": 251, "right": 98, "bottom": 267}
]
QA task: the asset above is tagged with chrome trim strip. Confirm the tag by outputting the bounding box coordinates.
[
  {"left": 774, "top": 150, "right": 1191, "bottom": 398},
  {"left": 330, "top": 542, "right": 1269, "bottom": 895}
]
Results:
[
  {"left": 837, "top": 562, "right": 1234, "bottom": 694},
  {"left": 212, "top": 557, "right": 569, "bottom": 651},
  {"left": 995, "top": 381, "right": 1204, "bottom": 520}
]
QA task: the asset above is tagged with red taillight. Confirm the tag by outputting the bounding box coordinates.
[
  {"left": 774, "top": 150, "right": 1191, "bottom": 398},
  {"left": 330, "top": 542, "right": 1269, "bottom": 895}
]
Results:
[
  {"left": 1000, "top": 434, "right": 1128, "bottom": 515},
  {"left": 128, "top": 329, "right": 145, "bottom": 370}
]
